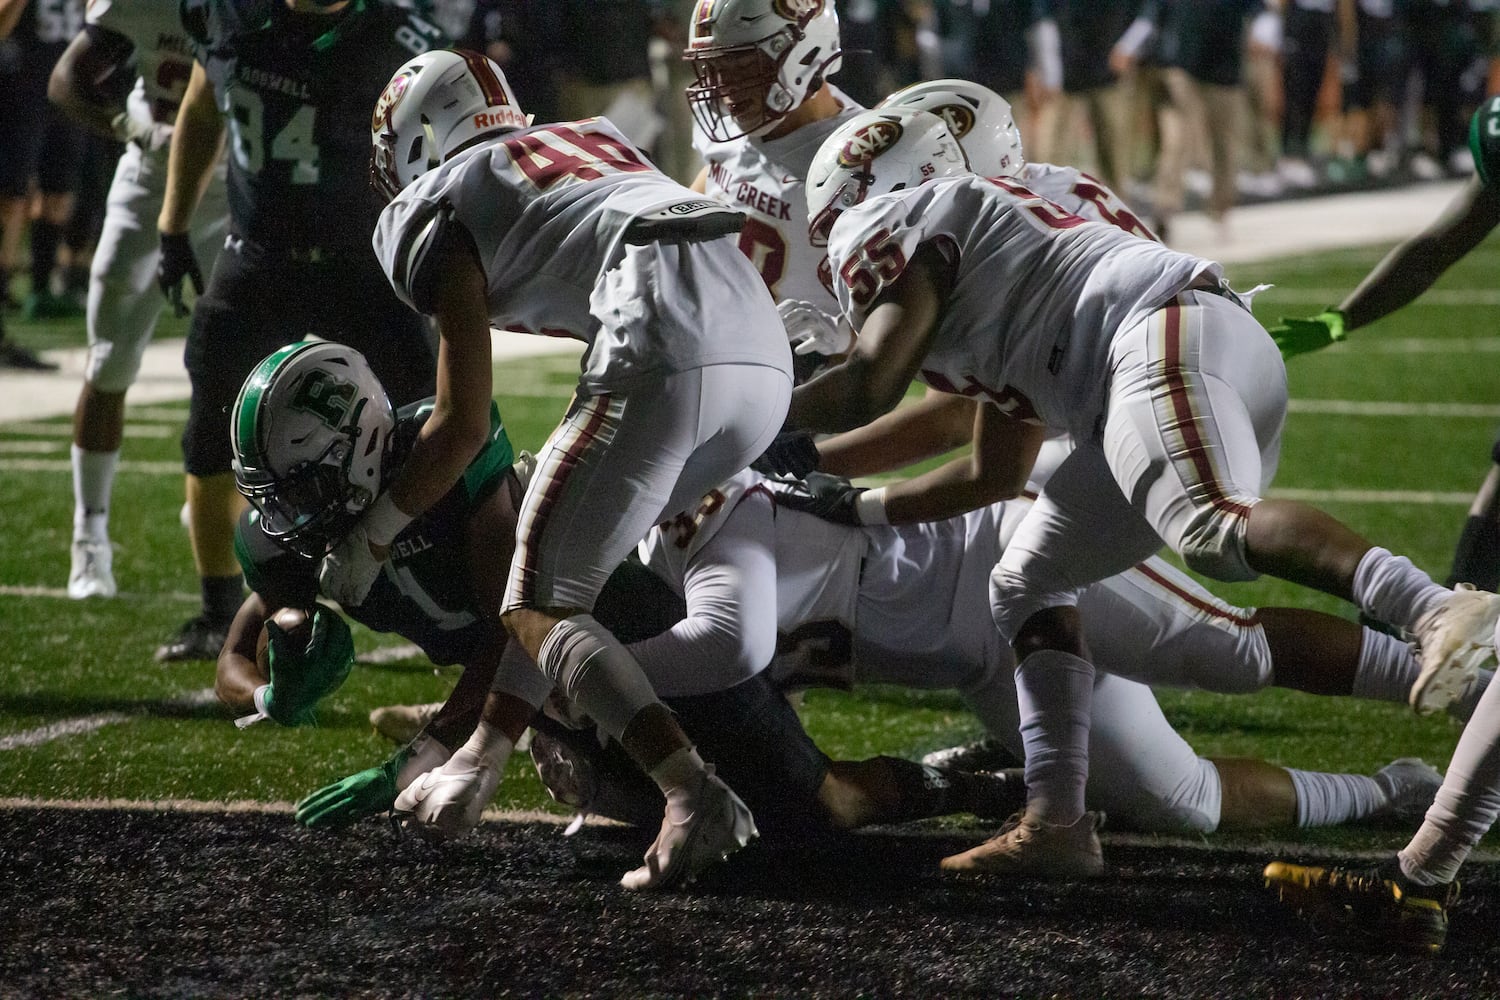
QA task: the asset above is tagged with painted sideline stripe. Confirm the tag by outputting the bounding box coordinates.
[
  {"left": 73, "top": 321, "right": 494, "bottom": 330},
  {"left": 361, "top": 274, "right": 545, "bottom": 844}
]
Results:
[
  {"left": 0, "top": 797, "right": 603, "bottom": 828},
  {"left": 1287, "top": 399, "right": 1500, "bottom": 418},
  {"left": 1267, "top": 289, "right": 1500, "bottom": 306},
  {"left": 2, "top": 422, "right": 175, "bottom": 438},
  {"left": 0, "top": 458, "right": 181, "bottom": 474},
  {"left": 1268, "top": 487, "right": 1473, "bottom": 505},
  {"left": 0, "top": 584, "right": 198, "bottom": 602},
  {"left": 0, "top": 688, "right": 219, "bottom": 751}
]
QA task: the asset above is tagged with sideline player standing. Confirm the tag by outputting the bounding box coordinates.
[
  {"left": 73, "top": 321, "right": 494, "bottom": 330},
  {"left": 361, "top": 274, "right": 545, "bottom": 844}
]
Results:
[
  {"left": 48, "top": 0, "right": 230, "bottom": 600},
  {"left": 152, "top": 0, "right": 444, "bottom": 661},
  {"left": 782, "top": 106, "right": 1500, "bottom": 878},
  {"left": 324, "top": 50, "right": 792, "bottom": 890}
]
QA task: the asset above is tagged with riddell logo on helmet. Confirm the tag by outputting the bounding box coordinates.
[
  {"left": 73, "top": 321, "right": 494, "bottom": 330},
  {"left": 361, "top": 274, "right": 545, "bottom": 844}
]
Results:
[
  {"left": 932, "top": 103, "right": 975, "bottom": 139},
  {"left": 372, "top": 70, "right": 415, "bottom": 132},
  {"left": 837, "top": 120, "right": 903, "bottom": 167},
  {"left": 472, "top": 110, "right": 522, "bottom": 129},
  {"left": 772, "top": 0, "right": 823, "bottom": 23}
]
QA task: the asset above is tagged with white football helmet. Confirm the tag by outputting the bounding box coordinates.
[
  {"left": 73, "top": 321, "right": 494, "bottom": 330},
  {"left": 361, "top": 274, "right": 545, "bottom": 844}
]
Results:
[
  {"left": 232, "top": 342, "right": 396, "bottom": 559},
  {"left": 805, "top": 108, "right": 970, "bottom": 247},
  {"left": 684, "top": 0, "right": 843, "bottom": 142},
  {"left": 371, "top": 48, "right": 528, "bottom": 202},
  {"left": 878, "top": 78, "right": 1024, "bottom": 178}
]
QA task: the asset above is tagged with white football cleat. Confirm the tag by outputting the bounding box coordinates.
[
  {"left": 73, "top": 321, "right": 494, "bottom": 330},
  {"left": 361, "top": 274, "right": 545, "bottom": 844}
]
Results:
[
  {"left": 392, "top": 747, "right": 501, "bottom": 842},
  {"left": 619, "top": 766, "right": 757, "bottom": 892},
  {"left": 369, "top": 702, "right": 443, "bottom": 744},
  {"left": 68, "top": 537, "right": 116, "bottom": 600},
  {"left": 1410, "top": 584, "right": 1500, "bottom": 715},
  {"left": 1372, "top": 758, "right": 1443, "bottom": 820}
]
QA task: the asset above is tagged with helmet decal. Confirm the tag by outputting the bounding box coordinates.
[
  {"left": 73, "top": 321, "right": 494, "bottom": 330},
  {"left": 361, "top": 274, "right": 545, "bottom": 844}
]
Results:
[
  {"left": 289, "top": 370, "right": 358, "bottom": 430},
  {"left": 771, "top": 0, "right": 822, "bottom": 24},
  {"left": 930, "top": 103, "right": 975, "bottom": 139},
  {"left": 837, "top": 118, "right": 904, "bottom": 167},
  {"left": 372, "top": 68, "right": 416, "bottom": 134}
]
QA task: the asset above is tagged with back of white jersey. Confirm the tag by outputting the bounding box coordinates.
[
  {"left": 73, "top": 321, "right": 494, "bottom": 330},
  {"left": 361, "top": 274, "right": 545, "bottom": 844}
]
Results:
[
  {"left": 694, "top": 90, "right": 865, "bottom": 313},
  {"left": 86, "top": 0, "right": 196, "bottom": 125},
  {"left": 1020, "top": 163, "right": 1157, "bottom": 241},
  {"left": 376, "top": 118, "right": 781, "bottom": 386},
  {"left": 825, "top": 175, "right": 1219, "bottom": 434}
]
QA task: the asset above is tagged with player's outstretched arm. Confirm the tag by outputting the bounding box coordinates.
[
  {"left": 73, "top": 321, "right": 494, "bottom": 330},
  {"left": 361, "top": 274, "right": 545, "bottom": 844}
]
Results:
[
  {"left": 215, "top": 594, "right": 274, "bottom": 712},
  {"left": 817, "top": 392, "right": 978, "bottom": 479},
  {"left": 47, "top": 25, "right": 146, "bottom": 142},
  {"left": 783, "top": 243, "right": 950, "bottom": 435},
  {"left": 157, "top": 61, "right": 223, "bottom": 315}
]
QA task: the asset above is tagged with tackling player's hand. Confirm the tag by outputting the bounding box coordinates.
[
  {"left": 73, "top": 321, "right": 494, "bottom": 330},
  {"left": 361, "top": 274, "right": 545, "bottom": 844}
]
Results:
[
  {"left": 294, "top": 750, "right": 405, "bottom": 828},
  {"left": 319, "top": 522, "right": 386, "bottom": 607},
  {"left": 156, "top": 231, "right": 204, "bottom": 318},
  {"left": 263, "top": 606, "right": 355, "bottom": 726},
  {"left": 773, "top": 472, "right": 866, "bottom": 525},
  {"left": 1267, "top": 309, "right": 1346, "bottom": 360},
  {"left": 751, "top": 429, "right": 821, "bottom": 478},
  {"left": 777, "top": 298, "right": 853, "bottom": 357}
]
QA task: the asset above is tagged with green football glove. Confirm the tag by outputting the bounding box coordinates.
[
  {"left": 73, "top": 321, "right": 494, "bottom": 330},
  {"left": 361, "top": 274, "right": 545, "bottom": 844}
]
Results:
[
  {"left": 1267, "top": 309, "right": 1347, "bottom": 360},
  {"left": 263, "top": 605, "right": 354, "bottom": 727},
  {"left": 294, "top": 748, "right": 406, "bottom": 829}
]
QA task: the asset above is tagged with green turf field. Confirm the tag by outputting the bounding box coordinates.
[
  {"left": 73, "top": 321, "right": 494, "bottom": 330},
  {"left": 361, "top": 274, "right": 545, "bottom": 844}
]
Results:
[{"left": 0, "top": 236, "right": 1494, "bottom": 854}]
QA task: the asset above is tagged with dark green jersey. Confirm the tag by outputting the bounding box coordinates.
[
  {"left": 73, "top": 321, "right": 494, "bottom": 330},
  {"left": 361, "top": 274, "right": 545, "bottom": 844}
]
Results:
[
  {"left": 235, "top": 398, "right": 513, "bottom": 666},
  {"left": 182, "top": 0, "right": 446, "bottom": 252},
  {"left": 1469, "top": 96, "right": 1500, "bottom": 188}
]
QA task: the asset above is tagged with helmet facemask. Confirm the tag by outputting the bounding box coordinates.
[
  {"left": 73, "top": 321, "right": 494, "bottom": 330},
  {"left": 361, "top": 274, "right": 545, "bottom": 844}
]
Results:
[{"left": 686, "top": 29, "right": 824, "bottom": 142}]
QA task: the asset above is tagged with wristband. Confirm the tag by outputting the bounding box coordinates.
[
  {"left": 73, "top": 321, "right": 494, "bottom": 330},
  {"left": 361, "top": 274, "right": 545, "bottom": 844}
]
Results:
[
  {"left": 364, "top": 493, "right": 414, "bottom": 547},
  {"left": 854, "top": 486, "right": 890, "bottom": 526},
  {"left": 234, "top": 684, "right": 273, "bottom": 729}
]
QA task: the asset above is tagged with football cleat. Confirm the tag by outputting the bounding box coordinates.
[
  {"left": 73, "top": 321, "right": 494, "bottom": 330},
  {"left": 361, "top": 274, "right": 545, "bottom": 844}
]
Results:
[
  {"left": 1371, "top": 758, "right": 1443, "bottom": 820},
  {"left": 154, "top": 615, "right": 230, "bottom": 663},
  {"left": 392, "top": 747, "right": 502, "bottom": 842},
  {"left": 1410, "top": 584, "right": 1500, "bottom": 715},
  {"left": 67, "top": 537, "right": 116, "bottom": 600},
  {"left": 940, "top": 810, "right": 1105, "bottom": 879},
  {"left": 1263, "top": 859, "right": 1457, "bottom": 955},
  {"left": 919, "top": 737, "right": 1023, "bottom": 773},
  {"left": 619, "top": 766, "right": 757, "bottom": 892},
  {"left": 368, "top": 702, "right": 444, "bottom": 744}
]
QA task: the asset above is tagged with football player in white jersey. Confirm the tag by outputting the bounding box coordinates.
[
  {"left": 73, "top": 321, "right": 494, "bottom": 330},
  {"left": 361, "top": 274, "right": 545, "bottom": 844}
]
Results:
[
  {"left": 522, "top": 468, "right": 1456, "bottom": 839},
  {"left": 325, "top": 49, "right": 793, "bottom": 891},
  {"left": 47, "top": 0, "right": 229, "bottom": 599},
  {"left": 683, "top": 0, "right": 860, "bottom": 355},
  {"left": 777, "top": 105, "right": 1500, "bottom": 878}
]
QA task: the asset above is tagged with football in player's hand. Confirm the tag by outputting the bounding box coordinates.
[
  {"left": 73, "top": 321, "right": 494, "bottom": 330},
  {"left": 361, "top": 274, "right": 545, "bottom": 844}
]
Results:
[{"left": 256, "top": 607, "right": 313, "bottom": 673}]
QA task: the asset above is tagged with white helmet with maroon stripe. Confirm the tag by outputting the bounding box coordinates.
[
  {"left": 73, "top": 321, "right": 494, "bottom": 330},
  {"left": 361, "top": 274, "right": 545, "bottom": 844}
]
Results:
[
  {"left": 684, "top": 0, "right": 842, "bottom": 142},
  {"left": 371, "top": 48, "right": 528, "bottom": 202},
  {"left": 878, "top": 78, "right": 1024, "bottom": 178},
  {"left": 805, "top": 108, "right": 970, "bottom": 247}
]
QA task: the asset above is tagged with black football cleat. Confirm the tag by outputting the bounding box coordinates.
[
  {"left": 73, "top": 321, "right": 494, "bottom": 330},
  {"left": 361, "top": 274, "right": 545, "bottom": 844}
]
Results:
[
  {"left": 920, "top": 737, "right": 1023, "bottom": 773},
  {"left": 1263, "top": 858, "right": 1457, "bottom": 955},
  {"left": 155, "top": 615, "right": 230, "bottom": 663},
  {"left": 0, "top": 339, "right": 59, "bottom": 371}
]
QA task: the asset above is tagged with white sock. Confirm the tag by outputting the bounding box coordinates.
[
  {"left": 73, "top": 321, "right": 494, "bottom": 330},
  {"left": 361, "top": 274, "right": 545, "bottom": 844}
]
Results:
[
  {"left": 1286, "top": 768, "right": 1386, "bottom": 827},
  {"left": 71, "top": 444, "right": 118, "bottom": 540},
  {"left": 459, "top": 720, "right": 515, "bottom": 770},
  {"left": 1350, "top": 628, "right": 1420, "bottom": 703},
  {"left": 1351, "top": 547, "right": 1447, "bottom": 632},
  {"left": 1014, "top": 649, "right": 1094, "bottom": 824},
  {"left": 1399, "top": 664, "right": 1500, "bottom": 884},
  {"left": 536, "top": 614, "right": 662, "bottom": 741}
]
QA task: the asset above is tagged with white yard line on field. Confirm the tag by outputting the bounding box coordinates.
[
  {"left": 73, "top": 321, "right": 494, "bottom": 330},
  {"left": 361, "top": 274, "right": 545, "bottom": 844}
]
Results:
[
  {"left": 0, "top": 688, "right": 219, "bottom": 751},
  {"left": 1267, "top": 487, "right": 1474, "bottom": 505},
  {"left": 1265, "top": 289, "right": 1500, "bottom": 306},
  {"left": 1286, "top": 399, "right": 1500, "bottom": 418},
  {"left": 0, "top": 584, "right": 197, "bottom": 601}
]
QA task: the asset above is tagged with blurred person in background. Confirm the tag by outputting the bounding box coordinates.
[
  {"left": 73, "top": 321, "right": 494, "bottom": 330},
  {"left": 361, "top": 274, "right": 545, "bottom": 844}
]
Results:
[{"left": 1277, "top": 0, "right": 1342, "bottom": 188}]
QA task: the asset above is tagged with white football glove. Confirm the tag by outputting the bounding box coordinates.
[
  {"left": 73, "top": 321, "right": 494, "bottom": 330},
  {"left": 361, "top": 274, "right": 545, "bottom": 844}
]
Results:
[
  {"left": 776, "top": 299, "right": 853, "bottom": 357},
  {"left": 393, "top": 746, "right": 503, "bottom": 842},
  {"left": 318, "top": 520, "right": 384, "bottom": 607},
  {"left": 110, "top": 108, "right": 173, "bottom": 153}
]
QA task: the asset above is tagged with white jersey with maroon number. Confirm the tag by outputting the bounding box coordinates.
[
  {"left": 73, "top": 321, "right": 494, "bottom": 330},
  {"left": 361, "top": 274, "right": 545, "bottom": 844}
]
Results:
[
  {"left": 85, "top": 0, "right": 196, "bottom": 125},
  {"left": 375, "top": 117, "right": 789, "bottom": 390},
  {"left": 1020, "top": 162, "right": 1158, "bottom": 241},
  {"left": 695, "top": 89, "right": 865, "bottom": 312},
  {"left": 825, "top": 175, "right": 1219, "bottom": 435}
]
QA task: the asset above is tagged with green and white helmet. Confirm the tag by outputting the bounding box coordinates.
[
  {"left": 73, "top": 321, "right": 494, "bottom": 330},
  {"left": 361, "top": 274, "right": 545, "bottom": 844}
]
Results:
[{"left": 232, "top": 342, "right": 395, "bottom": 559}]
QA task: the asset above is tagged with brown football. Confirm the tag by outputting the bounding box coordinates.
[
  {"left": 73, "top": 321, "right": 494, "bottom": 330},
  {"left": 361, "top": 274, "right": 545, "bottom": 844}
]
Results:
[{"left": 256, "top": 606, "right": 314, "bottom": 672}]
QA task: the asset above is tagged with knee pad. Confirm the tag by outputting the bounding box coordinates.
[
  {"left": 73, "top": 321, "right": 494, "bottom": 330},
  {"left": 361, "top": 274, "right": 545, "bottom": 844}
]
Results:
[
  {"left": 1175, "top": 497, "right": 1260, "bottom": 582},
  {"left": 989, "top": 562, "right": 1080, "bottom": 646},
  {"left": 1095, "top": 755, "right": 1222, "bottom": 835},
  {"left": 85, "top": 337, "right": 149, "bottom": 394}
]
